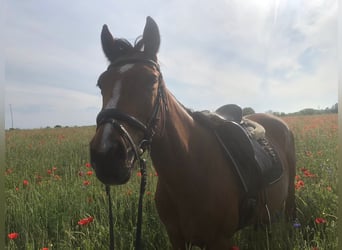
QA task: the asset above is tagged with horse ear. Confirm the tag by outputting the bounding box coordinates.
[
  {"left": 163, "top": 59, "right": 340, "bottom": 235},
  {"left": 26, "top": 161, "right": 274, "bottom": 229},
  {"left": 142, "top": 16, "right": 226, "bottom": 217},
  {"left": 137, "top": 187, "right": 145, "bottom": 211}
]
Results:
[
  {"left": 101, "top": 25, "right": 116, "bottom": 62},
  {"left": 142, "top": 16, "right": 160, "bottom": 57}
]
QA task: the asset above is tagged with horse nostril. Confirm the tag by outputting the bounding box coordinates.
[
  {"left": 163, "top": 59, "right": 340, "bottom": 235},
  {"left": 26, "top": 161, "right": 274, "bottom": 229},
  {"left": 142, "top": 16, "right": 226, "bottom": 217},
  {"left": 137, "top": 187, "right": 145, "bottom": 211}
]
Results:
[
  {"left": 90, "top": 140, "right": 126, "bottom": 163},
  {"left": 98, "top": 140, "right": 118, "bottom": 154}
]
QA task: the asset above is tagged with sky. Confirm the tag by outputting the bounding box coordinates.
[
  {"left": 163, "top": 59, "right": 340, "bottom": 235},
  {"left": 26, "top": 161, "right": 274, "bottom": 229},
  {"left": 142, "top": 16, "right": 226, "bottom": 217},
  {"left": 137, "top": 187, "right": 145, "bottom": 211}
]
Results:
[{"left": 4, "top": 0, "right": 338, "bottom": 129}]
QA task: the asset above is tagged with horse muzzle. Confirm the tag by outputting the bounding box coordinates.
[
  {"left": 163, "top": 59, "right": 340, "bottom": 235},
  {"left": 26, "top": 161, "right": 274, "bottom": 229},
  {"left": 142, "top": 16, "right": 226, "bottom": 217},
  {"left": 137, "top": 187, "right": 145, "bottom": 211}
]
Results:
[{"left": 90, "top": 124, "right": 135, "bottom": 185}]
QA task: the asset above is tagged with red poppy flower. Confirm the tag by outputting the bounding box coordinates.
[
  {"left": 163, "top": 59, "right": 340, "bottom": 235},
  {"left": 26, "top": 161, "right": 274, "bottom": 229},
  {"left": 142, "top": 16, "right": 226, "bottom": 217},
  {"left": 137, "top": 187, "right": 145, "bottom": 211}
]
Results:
[
  {"left": 5, "top": 168, "right": 13, "bottom": 175},
  {"left": 137, "top": 171, "right": 142, "bottom": 177},
  {"left": 78, "top": 216, "right": 94, "bottom": 226},
  {"left": 295, "top": 180, "right": 304, "bottom": 190},
  {"left": 230, "top": 246, "right": 240, "bottom": 250},
  {"left": 23, "top": 180, "right": 29, "bottom": 186},
  {"left": 86, "top": 171, "right": 93, "bottom": 176},
  {"left": 303, "top": 169, "right": 316, "bottom": 178},
  {"left": 315, "top": 217, "right": 327, "bottom": 224},
  {"left": 83, "top": 180, "right": 91, "bottom": 186},
  {"left": 41, "top": 248, "right": 49, "bottom": 250},
  {"left": 85, "top": 163, "right": 91, "bottom": 168},
  {"left": 8, "top": 232, "right": 19, "bottom": 239}
]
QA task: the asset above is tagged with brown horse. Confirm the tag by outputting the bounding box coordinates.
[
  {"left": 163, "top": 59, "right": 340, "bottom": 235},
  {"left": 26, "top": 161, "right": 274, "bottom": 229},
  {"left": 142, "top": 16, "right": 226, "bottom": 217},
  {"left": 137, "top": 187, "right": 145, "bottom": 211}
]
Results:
[{"left": 90, "top": 16, "right": 296, "bottom": 249}]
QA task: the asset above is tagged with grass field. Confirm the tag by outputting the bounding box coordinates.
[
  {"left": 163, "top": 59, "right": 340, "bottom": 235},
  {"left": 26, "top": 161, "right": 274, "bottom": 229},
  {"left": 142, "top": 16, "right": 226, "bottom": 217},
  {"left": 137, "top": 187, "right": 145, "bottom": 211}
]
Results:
[{"left": 5, "top": 114, "right": 338, "bottom": 249}]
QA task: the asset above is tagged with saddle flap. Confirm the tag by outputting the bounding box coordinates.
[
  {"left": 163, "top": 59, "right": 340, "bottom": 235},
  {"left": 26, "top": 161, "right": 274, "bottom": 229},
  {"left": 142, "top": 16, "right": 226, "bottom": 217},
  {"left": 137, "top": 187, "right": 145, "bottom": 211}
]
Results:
[
  {"left": 215, "top": 121, "right": 283, "bottom": 192},
  {"left": 216, "top": 122, "right": 261, "bottom": 192}
]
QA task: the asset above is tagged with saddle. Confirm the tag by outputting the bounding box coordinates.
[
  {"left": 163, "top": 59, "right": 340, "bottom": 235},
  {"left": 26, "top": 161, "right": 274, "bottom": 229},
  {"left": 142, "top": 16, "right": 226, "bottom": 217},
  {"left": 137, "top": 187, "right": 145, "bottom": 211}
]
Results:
[{"left": 191, "top": 104, "right": 283, "bottom": 227}]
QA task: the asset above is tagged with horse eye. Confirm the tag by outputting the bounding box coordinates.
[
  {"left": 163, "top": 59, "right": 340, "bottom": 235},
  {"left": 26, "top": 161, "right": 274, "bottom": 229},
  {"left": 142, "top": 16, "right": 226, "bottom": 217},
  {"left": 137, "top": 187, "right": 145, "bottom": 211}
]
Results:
[{"left": 145, "top": 74, "right": 158, "bottom": 85}]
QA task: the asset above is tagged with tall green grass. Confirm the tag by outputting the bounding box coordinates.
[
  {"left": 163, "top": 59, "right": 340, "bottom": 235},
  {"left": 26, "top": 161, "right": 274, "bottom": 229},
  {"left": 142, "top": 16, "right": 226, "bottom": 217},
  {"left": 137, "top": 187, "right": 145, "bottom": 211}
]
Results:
[{"left": 5, "top": 114, "right": 338, "bottom": 249}]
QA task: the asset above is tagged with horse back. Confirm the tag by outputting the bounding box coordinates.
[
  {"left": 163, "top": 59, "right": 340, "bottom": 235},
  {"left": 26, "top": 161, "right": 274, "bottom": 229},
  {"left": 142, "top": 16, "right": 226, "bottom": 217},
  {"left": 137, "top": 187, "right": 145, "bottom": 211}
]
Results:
[{"left": 245, "top": 114, "right": 295, "bottom": 157}]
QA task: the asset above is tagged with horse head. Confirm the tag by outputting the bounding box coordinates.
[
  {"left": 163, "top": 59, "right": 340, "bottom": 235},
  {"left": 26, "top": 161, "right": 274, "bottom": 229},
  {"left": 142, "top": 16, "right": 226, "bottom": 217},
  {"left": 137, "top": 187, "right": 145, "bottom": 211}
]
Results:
[{"left": 89, "top": 17, "right": 164, "bottom": 185}]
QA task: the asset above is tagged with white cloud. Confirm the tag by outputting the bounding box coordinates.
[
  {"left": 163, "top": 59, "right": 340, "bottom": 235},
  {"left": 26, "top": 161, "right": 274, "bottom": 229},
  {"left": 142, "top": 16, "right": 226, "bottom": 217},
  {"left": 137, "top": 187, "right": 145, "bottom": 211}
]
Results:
[{"left": 4, "top": 0, "right": 338, "bottom": 128}]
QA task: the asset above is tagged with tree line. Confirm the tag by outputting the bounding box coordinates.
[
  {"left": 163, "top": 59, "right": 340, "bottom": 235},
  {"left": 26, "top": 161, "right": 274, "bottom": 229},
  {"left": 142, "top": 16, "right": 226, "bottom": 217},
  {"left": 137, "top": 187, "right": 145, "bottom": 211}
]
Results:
[{"left": 242, "top": 103, "right": 338, "bottom": 117}]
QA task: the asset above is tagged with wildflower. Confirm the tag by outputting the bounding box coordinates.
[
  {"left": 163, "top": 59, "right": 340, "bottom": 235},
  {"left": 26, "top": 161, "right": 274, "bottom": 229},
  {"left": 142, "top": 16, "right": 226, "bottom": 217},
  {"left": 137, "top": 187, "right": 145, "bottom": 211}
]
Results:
[
  {"left": 83, "top": 180, "right": 91, "bottom": 186},
  {"left": 327, "top": 186, "right": 332, "bottom": 191},
  {"left": 41, "top": 248, "right": 49, "bottom": 250},
  {"left": 35, "top": 175, "right": 43, "bottom": 183},
  {"left": 85, "top": 162, "right": 91, "bottom": 168},
  {"left": 305, "top": 151, "right": 313, "bottom": 157},
  {"left": 47, "top": 169, "right": 52, "bottom": 175},
  {"left": 295, "top": 180, "right": 304, "bottom": 190},
  {"left": 303, "top": 169, "right": 316, "bottom": 178},
  {"left": 78, "top": 171, "right": 84, "bottom": 177},
  {"left": 137, "top": 171, "right": 142, "bottom": 177},
  {"left": 78, "top": 216, "right": 94, "bottom": 226},
  {"left": 8, "top": 232, "right": 19, "bottom": 239},
  {"left": 230, "top": 246, "right": 240, "bottom": 250},
  {"left": 293, "top": 219, "right": 301, "bottom": 228},
  {"left": 23, "top": 180, "right": 29, "bottom": 186},
  {"left": 5, "top": 168, "right": 13, "bottom": 175},
  {"left": 315, "top": 217, "right": 327, "bottom": 224},
  {"left": 52, "top": 166, "right": 57, "bottom": 172},
  {"left": 86, "top": 171, "right": 93, "bottom": 176},
  {"left": 54, "top": 175, "right": 61, "bottom": 181}
]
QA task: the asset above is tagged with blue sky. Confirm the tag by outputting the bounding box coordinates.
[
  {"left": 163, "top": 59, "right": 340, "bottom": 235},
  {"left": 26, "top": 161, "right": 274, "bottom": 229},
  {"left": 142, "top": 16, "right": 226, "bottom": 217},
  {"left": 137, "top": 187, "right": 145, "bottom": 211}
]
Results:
[{"left": 5, "top": 0, "right": 337, "bottom": 129}]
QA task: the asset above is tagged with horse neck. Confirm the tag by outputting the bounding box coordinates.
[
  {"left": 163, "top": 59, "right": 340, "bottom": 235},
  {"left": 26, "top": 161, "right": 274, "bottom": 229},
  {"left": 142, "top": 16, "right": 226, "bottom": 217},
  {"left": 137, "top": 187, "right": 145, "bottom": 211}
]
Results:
[{"left": 151, "top": 88, "right": 196, "bottom": 169}]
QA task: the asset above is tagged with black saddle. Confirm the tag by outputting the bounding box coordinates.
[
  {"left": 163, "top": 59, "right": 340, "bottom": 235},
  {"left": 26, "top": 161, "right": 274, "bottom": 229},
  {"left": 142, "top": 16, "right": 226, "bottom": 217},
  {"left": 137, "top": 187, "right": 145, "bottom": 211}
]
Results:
[{"left": 192, "top": 104, "right": 283, "bottom": 193}]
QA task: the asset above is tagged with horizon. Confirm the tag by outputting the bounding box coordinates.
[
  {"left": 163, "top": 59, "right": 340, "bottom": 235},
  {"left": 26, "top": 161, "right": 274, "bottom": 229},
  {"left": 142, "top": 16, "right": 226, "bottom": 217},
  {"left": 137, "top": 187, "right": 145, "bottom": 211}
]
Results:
[{"left": 6, "top": 105, "right": 338, "bottom": 130}]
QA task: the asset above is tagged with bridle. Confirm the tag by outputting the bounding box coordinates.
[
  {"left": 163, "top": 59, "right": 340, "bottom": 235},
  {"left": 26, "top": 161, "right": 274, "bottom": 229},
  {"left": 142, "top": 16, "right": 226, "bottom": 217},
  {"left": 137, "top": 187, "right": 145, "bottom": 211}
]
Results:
[
  {"left": 96, "top": 58, "right": 166, "bottom": 156},
  {"left": 95, "top": 58, "right": 166, "bottom": 250}
]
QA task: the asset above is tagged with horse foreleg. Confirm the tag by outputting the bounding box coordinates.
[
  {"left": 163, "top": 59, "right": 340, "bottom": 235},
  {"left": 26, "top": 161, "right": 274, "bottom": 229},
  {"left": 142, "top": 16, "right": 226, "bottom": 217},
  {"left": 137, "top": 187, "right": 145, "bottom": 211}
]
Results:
[{"left": 155, "top": 180, "right": 186, "bottom": 250}]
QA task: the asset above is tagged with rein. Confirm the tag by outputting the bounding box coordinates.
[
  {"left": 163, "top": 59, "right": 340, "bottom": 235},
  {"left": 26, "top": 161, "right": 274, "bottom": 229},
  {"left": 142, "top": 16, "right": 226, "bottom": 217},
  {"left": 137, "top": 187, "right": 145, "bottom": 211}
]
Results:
[
  {"left": 96, "top": 58, "right": 165, "bottom": 250},
  {"left": 105, "top": 158, "right": 147, "bottom": 250}
]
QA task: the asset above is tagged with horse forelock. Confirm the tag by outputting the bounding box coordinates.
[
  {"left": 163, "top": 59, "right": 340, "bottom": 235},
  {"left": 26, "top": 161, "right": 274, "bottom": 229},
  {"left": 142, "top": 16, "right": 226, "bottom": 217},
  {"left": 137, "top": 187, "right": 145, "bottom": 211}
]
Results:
[{"left": 109, "top": 37, "right": 146, "bottom": 63}]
